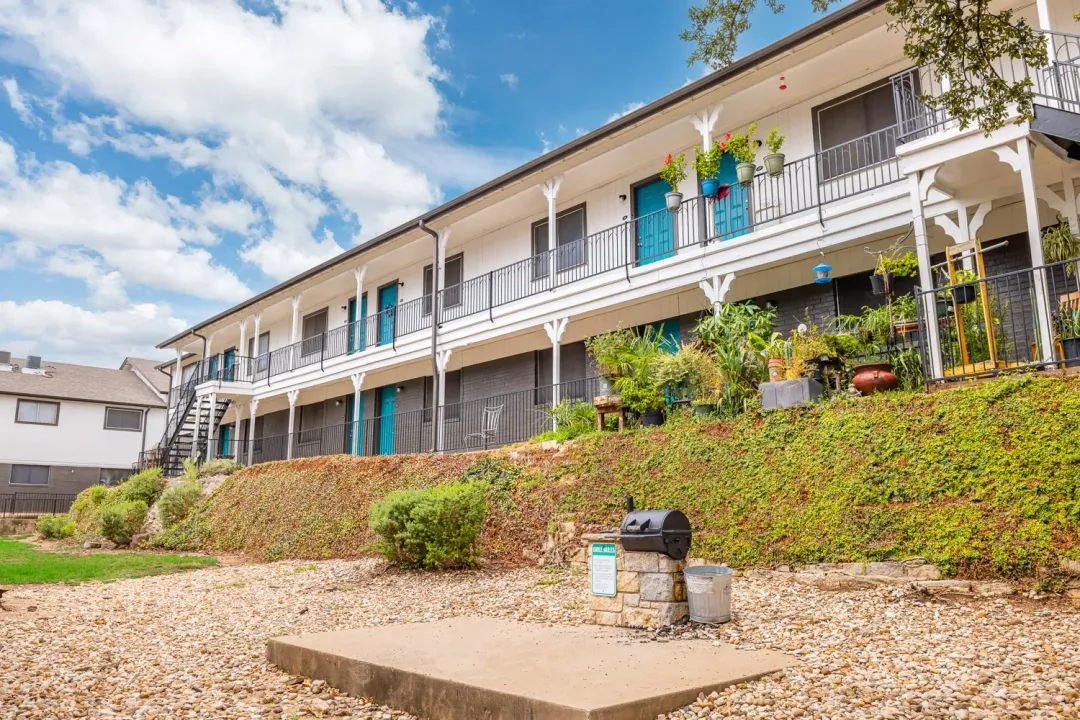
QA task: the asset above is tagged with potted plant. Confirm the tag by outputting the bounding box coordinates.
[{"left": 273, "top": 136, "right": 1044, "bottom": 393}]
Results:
[
  {"left": 619, "top": 378, "right": 666, "bottom": 425},
  {"left": 1042, "top": 219, "right": 1080, "bottom": 275},
  {"left": 1057, "top": 303, "right": 1080, "bottom": 368},
  {"left": 655, "top": 344, "right": 720, "bottom": 415},
  {"left": 948, "top": 268, "right": 979, "bottom": 305},
  {"left": 763, "top": 127, "right": 785, "bottom": 177},
  {"left": 763, "top": 335, "right": 788, "bottom": 382},
  {"left": 726, "top": 123, "right": 758, "bottom": 185},
  {"left": 659, "top": 152, "right": 687, "bottom": 210},
  {"left": 585, "top": 327, "right": 636, "bottom": 396},
  {"left": 871, "top": 250, "right": 918, "bottom": 296},
  {"left": 694, "top": 145, "right": 723, "bottom": 198}
]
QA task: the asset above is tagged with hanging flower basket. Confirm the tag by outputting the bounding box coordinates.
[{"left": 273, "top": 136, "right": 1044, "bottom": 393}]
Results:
[{"left": 701, "top": 177, "right": 720, "bottom": 198}]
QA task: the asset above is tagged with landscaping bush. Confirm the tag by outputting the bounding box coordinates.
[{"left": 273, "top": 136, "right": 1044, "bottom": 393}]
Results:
[
  {"left": 36, "top": 514, "right": 74, "bottom": 539},
  {"left": 369, "top": 482, "right": 487, "bottom": 568},
  {"left": 118, "top": 468, "right": 165, "bottom": 506},
  {"left": 99, "top": 500, "right": 149, "bottom": 545},
  {"left": 198, "top": 458, "right": 243, "bottom": 478},
  {"left": 158, "top": 481, "right": 202, "bottom": 528}
]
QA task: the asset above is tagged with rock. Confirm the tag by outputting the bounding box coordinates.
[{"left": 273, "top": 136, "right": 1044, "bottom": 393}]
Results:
[
  {"left": 914, "top": 580, "right": 972, "bottom": 593},
  {"left": 1060, "top": 558, "right": 1080, "bottom": 575},
  {"left": 83, "top": 541, "right": 102, "bottom": 549},
  {"left": 971, "top": 582, "right": 1015, "bottom": 597},
  {"left": 129, "top": 533, "right": 150, "bottom": 549}
]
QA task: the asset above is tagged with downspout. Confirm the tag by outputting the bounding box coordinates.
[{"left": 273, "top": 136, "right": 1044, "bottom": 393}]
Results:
[
  {"left": 140, "top": 407, "right": 149, "bottom": 455},
  {"left": 419, "top": 219, "right": 440, "bottom": 454},
  {"left": 192, "top": 330, "right": 208, "bottom": 381}
]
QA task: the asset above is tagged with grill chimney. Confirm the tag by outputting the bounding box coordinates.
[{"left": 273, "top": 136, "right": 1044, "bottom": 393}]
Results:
[{"left": 26, "top": 355, "right": 41, "bottom": 370}]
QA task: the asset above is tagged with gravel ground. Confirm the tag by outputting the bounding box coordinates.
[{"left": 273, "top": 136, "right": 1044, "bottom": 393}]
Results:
[{"left": 2, "top": 558, "right": 1078, "bottom": 720}]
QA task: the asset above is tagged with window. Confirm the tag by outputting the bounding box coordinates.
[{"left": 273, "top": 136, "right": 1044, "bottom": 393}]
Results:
[
  {"left": 10, "top": 465, "right": 49, "bottom": 486},
  {"left": 423, "top": 371, "right": 462, "bottom": 422},
  {"left": 298, "top": 402, "right": 325, "bottom": 444},
  {"left": 531, "top": 204, "right": 587, "bottom": 279},
  {"left": 813, "top": 81, "right": 898, "bottom": 180},
  {"left": 105, "top": 407, "right": 143, "bottom": 432},
  {"left": 301, "top": 308, "right": 328, "bottom": 359},
  {"left": 15, "top": 399, "right": 59, "bottom": 425},
  {"left": 248, "top": 332, "right": 270, "bottom": 374},
  {"left": 423, "top": 253, "right": 464, "bottom": 314}
]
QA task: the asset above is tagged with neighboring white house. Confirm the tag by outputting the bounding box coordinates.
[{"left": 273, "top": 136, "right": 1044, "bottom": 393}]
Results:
[
  {"left": 0, "top": 353, "right": 168, "bottom": 495},
  {"left": 153, "top": 0, "right": 1080, "bottom": 471}
]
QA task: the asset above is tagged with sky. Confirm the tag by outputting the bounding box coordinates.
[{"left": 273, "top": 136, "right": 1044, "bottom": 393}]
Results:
[{"left": 0, "top": 0, "right": 830, "bottom": 368}]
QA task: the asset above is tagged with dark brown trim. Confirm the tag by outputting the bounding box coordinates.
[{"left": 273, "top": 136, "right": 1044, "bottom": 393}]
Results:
[
  {"left": 103, "top": 406, "right": 144, "bottom": 432},
  {"left": 2, "top": 390, "right": 163, "bottom": 409},
  {"left": 14, "top": 398, "right": 60, "bottom": 426},
  {"left": 156, "top": 0, "right": 889, "bottom": 349}
]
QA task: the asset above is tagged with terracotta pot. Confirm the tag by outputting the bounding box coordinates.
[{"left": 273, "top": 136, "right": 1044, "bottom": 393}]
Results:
[
  {"left": 767, "top": 357, "right": 785, "bottom": 382},
  {"left": 851, "top": 362, "right": 900, "bottom": 395}
]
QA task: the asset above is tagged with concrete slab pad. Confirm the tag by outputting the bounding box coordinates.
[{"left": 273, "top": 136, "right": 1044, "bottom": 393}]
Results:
[{"left": 267, "top": 617, "right": 796, "bottom": 720}]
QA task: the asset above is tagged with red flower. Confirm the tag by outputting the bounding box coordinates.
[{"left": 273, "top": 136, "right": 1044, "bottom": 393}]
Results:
[
  {"left": 664, "top": 154, "right": 672, "bottom": 165},
  {"left": 719, "top": 142, "right": 726, "bottom": 151},
  {"left": 725, "top": 133, "right": 731, "bottom": 140}
]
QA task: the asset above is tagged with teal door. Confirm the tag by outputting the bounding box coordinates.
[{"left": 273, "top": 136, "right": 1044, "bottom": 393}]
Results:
[
  {"left": 634, "top": 178, "right": 675, "bottom": 265},
  {"left": 219, "top": 424, "right": 232, "bottom": 456},
  {"left": 348, "top": 295, "right": 368, "bottom": 353},
  {"left": 377, "top": 386, "right": 395, "bottom": 455},
  {"left": 223, "top": 348, "right": 236, "bottom": 381},
  {"left": 714, "top": 153, "right": 749, "bottom": 240},
  {"left": 655, "top": 320, "right": 680, "bottom": 353},
  {"left": 206, "top": 354, "right": 219, "bottom": 381},
  {"left": 377, "top": 284, "right": 397, "bottom": 346}
]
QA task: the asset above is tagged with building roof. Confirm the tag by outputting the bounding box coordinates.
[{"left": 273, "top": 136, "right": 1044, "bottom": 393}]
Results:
[
  {"left": 0, "top": 358, "right": 167, "bottom": 408},
  {"left": 158, "top": 0, "right": 889, "bottom": 349},
  {"left": 120, "top": 357, "right": 172, "bottom": 394}
]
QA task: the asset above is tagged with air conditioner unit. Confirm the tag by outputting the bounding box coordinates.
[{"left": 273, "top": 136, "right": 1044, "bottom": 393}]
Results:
[
  {"left": 0, "top": 350, "right": 10, "bottom": 365},
  {"left": 26, "top": 355, "right": 41, "bottom": 370}
]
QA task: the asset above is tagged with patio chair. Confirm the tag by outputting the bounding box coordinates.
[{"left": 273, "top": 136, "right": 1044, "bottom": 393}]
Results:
[{"left": 464, "top": 404, "right": 504, "bottom": 449}]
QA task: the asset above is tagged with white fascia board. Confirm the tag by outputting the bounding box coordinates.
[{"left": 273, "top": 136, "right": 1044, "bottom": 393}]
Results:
[{"left": 896, "top": 120, "right": 1030, "bottom": 175}]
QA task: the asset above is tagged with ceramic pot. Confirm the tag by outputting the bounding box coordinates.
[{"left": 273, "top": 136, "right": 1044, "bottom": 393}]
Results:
[
  {"left": 763, "top": 153, "right": 785, "bottom": 177},
  {"left": 665, "top": 191, "right": 683, "bottom": 211},
  {"left": 852, "top": 362, "right": 900, "bottom": 395},
  {"left": 701, "top": 177, "right": 720, "bottom": 198},
  {"left": 692, "top": 403, "right": 715, "bottom": 416},
  {"left": 641, "top": 410, "right": 665, "bottom": 427},
  {"left": 735, "top": 162, "right": 756, "bottom": 185},
  {"left": 768, "top": 357, "right": 785, "bottom": 382}
]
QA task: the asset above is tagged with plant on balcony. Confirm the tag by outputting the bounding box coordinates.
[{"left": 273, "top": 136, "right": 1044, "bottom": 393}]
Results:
[
  {"left": 654, "top": 344, "right": 721, "bottom": 413},
  {"left": 763, "top": 127, "right": 785, "bottom": 177},
  {"left": 1042, "top": 219, "right": 1080, "bottom": 276},
  {"left": 871, "top": 250, "right": 919, "bottom": 295},
  {"left": 785, "top": 322, "right": 833, "bottom": 382},
  {"left": 693, "top": 302, "right": 777, "bottom": 415},
  {"left": 725, "top": 123, "right": 758, "bottom": 185},
  {"left": 585, "top": 326, "right": 636, "bottom": 394},
  {"left": 693, "top": 144, "right": 723, "bottom": 197},
  {"left": 659, "top": 152, "right": 688, "bottom": 210}
]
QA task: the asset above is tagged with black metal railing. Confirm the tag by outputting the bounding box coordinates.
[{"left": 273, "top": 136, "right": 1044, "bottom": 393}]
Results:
[
  {"left": 0, "top": 493, "right": 78, "bottom": 517},
  {"left": 892, "top": 29, "right": 1080, "bottom": 143},
  {"left": 914, "top": 258, "right": 1080, "bottom": 384}
]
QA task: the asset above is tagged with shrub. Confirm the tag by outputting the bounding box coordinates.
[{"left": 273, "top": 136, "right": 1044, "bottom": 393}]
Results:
[
  {"left": 369, "top": 482, "right": 487, "bottom": 569},
  {"left": 198, "top": 458, "right": 243, "bottom": 478},
  {"left": 532, "top": 399, "right": 597, "bottom": 443},
  {"left": 36, "top": 514, "right": 74, "bottom": 539},
  {"left": 118, "top": 468, "right": 165, "bottom": 506},
  {"left": 99, "top": 500, "right": 149, "bottom": 545},
  {"left": 158, "top": 481, "right": 203, "bottom": 528}
]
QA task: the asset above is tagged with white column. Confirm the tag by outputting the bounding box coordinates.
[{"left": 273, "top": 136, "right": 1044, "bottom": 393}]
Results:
[
  {"left": 286, "top": 390, "right": 299, "bottom": 460},
  {"left": 351, "top": 372, "right": 365, "bottom": 455},
  {"left": 540, "top": 177, "right": 563, "bottom": 253},
  {"left": 233, "top": 403, "right": 245, "bottom": 463},
  {"left": 699, "top": 273, "right": 735, "bottom": 316},
  {"left": 290, "top": 295, "right": 302, "bottom": 344},
  {"left": 246, "top": 399, "right": 260, "bottom": 467},
  {"left": 690, "top": 105, "right": 724, "bottom": 152},
  {"left": 910, "top": 173, "right": 945, "bottom": 379},
  {"left": 173, "top": 349, "right": 183, "bottom": 389},
  {"left": 206, "top": 392, "right": 217, "bottom": 461},
  {"left": 435, "top": 350, "right": 452, "bottom": 452},
  {"left": 437, "top": 228, "right": 452, "bottom": 300},
  {"left": 1017, "top": 137, "right": 1056, "bottom": 361},
  {"left": 237, "top": 318, "right": 248, "bottom": 371},
  {"left": 354, "top": 265, "right": 367, "bottom": 316},
  {"left": 191, "top": 394, "right": 203, "bottom": 458},
  {"left": 544, "top": 318, "right": 570, "bottom": 407}
]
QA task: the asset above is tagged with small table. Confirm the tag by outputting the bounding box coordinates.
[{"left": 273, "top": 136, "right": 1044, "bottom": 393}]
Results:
[{"left": 593, "top": 395, "right": 625, "bottom": 432}]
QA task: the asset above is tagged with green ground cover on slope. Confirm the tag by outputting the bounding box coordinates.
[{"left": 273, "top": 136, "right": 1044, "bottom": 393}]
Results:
[
  {"left": 0, "top": 538, "right": 216, "bottom": 584},
  {"left": 164, "top": 376, "right": 1080, "bottom": 578}
]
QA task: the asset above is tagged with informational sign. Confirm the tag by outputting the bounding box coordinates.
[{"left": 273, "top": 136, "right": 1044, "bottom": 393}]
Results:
[{"left": 590, "top": 543, "right": 617, "bottom": 596}]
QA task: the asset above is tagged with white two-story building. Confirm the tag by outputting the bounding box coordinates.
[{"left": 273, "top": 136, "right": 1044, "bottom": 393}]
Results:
[{"left": 151, "top": 0, "right": 1080, "bottom": 472}]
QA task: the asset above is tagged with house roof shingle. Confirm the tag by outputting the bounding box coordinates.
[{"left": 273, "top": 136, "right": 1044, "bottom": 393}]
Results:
[
  {"left": 0, "top": 358, "right": 167, "bottom": 408},
  {"left": 120, "top": 357, "right": 172, "bottom": 394}
]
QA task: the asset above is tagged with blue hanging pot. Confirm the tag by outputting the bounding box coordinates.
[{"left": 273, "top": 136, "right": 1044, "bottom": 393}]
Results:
[{"left": 701, "top": 177, "right": 720, "bottom": 198}]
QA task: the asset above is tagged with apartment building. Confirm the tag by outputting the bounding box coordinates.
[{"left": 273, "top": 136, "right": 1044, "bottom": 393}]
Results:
[
  {"left": 0, "top": 353, "right": 167, "bottom": 494},
  {"left": 150, "top": 0, "right": 1080, "bottom": 472}
]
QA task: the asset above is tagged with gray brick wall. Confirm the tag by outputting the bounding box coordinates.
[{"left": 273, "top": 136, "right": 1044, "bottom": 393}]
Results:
[
  {"left": 47, "top": 466, "right": 100, "bottom": 494},
  {"left": 755, "top": 282, "right": 837, "bottom": 337},
  {"left": 461, "top": 351, "right": 538, "bottom": 402}
]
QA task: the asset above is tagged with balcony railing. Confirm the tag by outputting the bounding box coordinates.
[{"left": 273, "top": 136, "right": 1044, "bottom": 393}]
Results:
[
  {"left": 891, "top": 29, "right": 1080, "bottom": 143},
  {"left": 913, "top": 258, "right": 1080, "bottom": 384},
  {"left": 195, "top": 127, "right": 900, "bottom": 386}
]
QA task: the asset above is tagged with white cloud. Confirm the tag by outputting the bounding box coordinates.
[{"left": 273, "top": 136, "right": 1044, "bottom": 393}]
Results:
[
  {"left": 0, "top": 299, "right": 185, "bottom": 366},
  {"left": 500, "top": 73, "right": 519, "bottom": 90},
  {"left": 0, "top": 0, "right": 463, "bottom": 280},
  {"left": 606, "top": 101, "right": 646, "bottom": 124},
  {"left": 0, "top": 139, "right": 251, "bottom": 303},
  {"left": 2, "top": 77, "right": 33, "bottom": 124}
]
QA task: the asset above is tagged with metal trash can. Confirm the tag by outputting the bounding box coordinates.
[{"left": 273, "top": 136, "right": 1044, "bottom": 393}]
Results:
[{"left": 685, "top": 565, "right": 733, "bottom": 624}]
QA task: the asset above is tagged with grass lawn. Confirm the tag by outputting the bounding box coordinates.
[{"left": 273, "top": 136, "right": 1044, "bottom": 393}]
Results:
[{"left": 0, "top": 537, "right": 217, "bottom": 585}]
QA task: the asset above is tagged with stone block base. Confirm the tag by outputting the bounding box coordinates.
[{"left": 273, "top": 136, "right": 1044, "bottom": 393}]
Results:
[{"left": 583, "top": 534, "right": 687, "bottom": 628}]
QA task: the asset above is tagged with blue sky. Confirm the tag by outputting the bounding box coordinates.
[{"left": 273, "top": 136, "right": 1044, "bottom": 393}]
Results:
[{"left": 0, "top": 0, "right": 832, "bottom": 367}]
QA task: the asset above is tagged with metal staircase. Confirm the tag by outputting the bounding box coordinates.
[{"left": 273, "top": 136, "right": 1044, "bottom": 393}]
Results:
[{"left": 148, "top": 361, "right": 232, "bottom": 476}]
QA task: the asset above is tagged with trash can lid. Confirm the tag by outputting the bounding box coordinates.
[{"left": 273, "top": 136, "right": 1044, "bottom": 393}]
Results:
[{"left": 684, "top": 565, "right": 734, "bottom": 577}]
